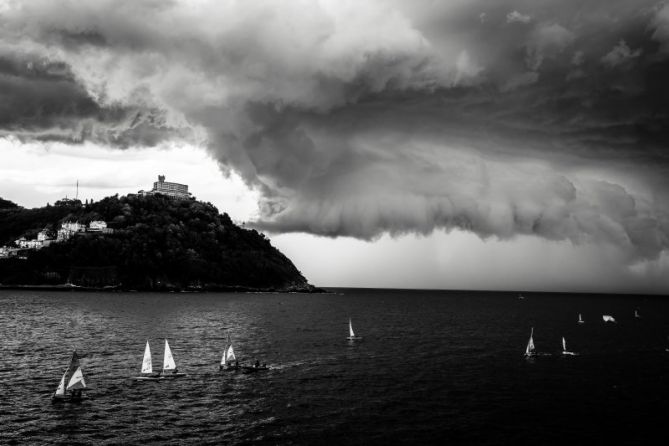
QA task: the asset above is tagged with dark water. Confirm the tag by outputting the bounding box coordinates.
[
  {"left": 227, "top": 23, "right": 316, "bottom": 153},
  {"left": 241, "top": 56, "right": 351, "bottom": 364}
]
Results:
[{"left": 1, "top": 289, "right": 669, "bottom": 445}]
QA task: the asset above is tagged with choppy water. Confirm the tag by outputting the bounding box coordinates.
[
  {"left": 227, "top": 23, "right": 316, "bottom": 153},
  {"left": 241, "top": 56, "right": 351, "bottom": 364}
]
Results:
[{"left": 1, "top": 289, "right": 669, "bottom": 445}]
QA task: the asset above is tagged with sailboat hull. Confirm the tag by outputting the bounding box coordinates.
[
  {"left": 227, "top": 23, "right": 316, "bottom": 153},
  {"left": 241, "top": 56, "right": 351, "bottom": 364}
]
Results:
[
  {"left": 52, "top": 391, "right": 88, "bottom": 402},
  {"left": 160, "top": 372, "right": 187, "bottom": 378},
  {"left": 347, "top": 336, "right": 362, "bottom": 340}
]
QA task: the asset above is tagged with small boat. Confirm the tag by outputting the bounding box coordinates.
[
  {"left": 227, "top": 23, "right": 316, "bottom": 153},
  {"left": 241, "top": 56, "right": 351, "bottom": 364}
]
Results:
[
  {"left": 524, "top": 328, "right": 536, "bottom": 358},
  {"left": 133, "top": 339, "right": 186, "bottom": 380},
  {"left": 602, "top": 315, "right": 617, "bottom": 323},
  {"left": 634, "top": 309, "right": 641, "bottom": 319},
  {"left": 347, "top": 318, "right": 362, "bottom": 340},
  {"left": 133, "top": 340, "right": 162, "bottom": 380},
  {"left": 518, "top": 294, "right": 525, "bottom": 300},
  {"left": 219, "top": 333, "right": 239, "bottom": 371},
  {"left": 160, "top": 339, "right": 186, "bottom": 378},
  {"left": 561, "top": 337, "right": 578, "bottom": 356},
  {"left": 578, "top": 313, "right": 584, "bottom": 324},
  {"left": 53, "top": 351, "right": 88, "bottom": 402}
]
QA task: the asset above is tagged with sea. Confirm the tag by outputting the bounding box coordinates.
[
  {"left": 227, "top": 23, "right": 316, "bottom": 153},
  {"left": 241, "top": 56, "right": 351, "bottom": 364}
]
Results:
[{"left": 1, "top": 288, "right": 668, "bottom": 445}]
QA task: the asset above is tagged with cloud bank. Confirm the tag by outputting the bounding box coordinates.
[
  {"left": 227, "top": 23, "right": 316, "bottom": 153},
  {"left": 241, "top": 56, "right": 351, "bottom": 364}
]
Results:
[{"left": 1, "top": 0, "right": 669, "bottom": 263}]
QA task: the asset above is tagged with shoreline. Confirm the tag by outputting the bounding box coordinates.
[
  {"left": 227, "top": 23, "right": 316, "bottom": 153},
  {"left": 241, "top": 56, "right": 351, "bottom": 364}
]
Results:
[{"left": 0, "top": 283, "right": 325, "bottom": 293}]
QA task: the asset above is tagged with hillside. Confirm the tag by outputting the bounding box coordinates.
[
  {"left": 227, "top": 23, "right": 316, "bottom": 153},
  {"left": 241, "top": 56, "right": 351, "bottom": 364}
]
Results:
[{"left": 0, "top": 194, "right": 317, "bottom": 292}]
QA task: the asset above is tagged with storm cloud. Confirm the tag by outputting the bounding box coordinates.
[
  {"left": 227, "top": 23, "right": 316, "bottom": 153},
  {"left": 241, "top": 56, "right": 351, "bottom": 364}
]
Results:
[{"left": 1, "top": 0, "right": 669, "bottom": 262}]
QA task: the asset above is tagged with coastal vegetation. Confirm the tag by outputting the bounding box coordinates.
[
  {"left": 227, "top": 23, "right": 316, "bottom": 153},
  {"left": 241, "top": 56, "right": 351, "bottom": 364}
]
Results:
[{"left": 0, "top": 194, "right": 315, "bottom": 292}]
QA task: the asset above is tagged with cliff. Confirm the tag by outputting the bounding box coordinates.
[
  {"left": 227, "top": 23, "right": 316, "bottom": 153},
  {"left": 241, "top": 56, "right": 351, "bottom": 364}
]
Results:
[{"left": 0, "top": 194, "right": 318, "bottom": 292}]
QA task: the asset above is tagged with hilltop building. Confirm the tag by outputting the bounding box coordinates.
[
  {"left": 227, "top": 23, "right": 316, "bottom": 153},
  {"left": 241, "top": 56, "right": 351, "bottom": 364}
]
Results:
[
  {"left": 88, "top": 221, "right": 107, "bottom": 232},
  {"left": 139, "top": 175, "right": 190, "bottom": 199}
]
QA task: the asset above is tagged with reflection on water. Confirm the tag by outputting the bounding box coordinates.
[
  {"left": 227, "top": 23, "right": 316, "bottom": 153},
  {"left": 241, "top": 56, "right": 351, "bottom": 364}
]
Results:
[{"left": 1, "top": 289, "right": 669, "bottom": 445}]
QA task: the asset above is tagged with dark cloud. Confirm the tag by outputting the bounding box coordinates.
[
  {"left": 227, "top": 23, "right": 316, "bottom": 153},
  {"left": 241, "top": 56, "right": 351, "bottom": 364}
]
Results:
[
  {"left": 2, "top": 0, "right": 669, "bottom": 262},
  {"left": 0, "top": 49, "right": 186, "bottom": 147}
]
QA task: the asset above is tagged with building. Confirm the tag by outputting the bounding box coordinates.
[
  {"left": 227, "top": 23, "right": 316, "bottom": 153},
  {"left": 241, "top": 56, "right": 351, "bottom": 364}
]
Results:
[
  {"left": 37, "top": 229, "right": 50, "bottom": 242},
  {"left": 88, "top": 221, "right": 107, "bottom": 232},
  {"left": 139, "top": 175, "right": 190, "bottom": 199},
  {"left": 15, "top": 237, "right": 42, "bottom": 249},
  {"left": 57, "top": 221, "right": 85, "bottom": 241}
]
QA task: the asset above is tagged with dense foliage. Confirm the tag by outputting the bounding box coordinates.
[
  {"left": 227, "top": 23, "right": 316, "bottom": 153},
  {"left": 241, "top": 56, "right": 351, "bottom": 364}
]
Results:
[{"left": 0, "top": 194, "right": 312, "bottom": 291}]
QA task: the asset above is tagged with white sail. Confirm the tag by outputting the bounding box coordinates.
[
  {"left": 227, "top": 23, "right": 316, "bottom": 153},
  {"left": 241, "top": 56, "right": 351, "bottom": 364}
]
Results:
[
  {"left": 578, "top": 313, "right": 584, "bottom": 323},
  {"left": 602, "top": 315, "right": 616, "bottom": 323},
  {"left": 562, "top": 337, "right": 567, "bottom": 352},
  {"left": 163, "top": 339, "right": 176, "bottom": 371},
  {"left": 55, "top": 372, "right": 67, "bottom": 396},
  {"left": 525, "top": 328, "right": 535, "bottom": 355},
  {"left": 226, "top": 345, "right": 236, "bottom": 362},
  {"left": 634, "top": 310, "right": 640, "bottom": 318},
  {"left": 66, "top": 367, "right": 87, "bottom": 390},
  {"left": 141, "top": 341, "right": 152, "bottom": 374},
  {"left": 220, "top": 350, "right": 226, "bottom": 366},
  {"left": 349, "top": 319, "right": 355, "bottom": 338}
]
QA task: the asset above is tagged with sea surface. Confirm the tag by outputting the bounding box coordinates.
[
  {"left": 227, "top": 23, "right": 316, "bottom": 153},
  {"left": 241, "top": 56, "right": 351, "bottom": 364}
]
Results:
[{"left": 1, "top": 288, "right": 669, "bottom": 445}]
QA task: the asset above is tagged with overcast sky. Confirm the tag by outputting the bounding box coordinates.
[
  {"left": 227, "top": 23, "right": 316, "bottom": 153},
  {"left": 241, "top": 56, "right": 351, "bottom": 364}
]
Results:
[{"left": 1, "top": 0, "right": 669, "bottom": 293}]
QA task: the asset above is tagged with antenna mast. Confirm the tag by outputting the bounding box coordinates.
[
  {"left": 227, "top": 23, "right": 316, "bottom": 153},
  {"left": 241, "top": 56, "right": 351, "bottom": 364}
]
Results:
[{"left": 76, "top": 180, "right": 79, "bottom": 200}]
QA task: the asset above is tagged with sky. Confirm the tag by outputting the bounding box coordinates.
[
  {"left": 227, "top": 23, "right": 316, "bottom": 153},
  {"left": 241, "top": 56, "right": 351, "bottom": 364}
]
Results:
[{"left": 1, "top": 0, "right": 669, "bottom": 293}]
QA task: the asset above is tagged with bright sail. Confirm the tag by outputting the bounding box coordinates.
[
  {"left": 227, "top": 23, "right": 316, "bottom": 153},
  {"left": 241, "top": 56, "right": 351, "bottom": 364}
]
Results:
[
  {"left": 562, "top": 337, "right": 566, "bottom": 351},
  {"left": 141, "top": 341, "right": 152, "bottom": 374},
  {"left": 349, "top": 318, "right": 355, "bottom": 338},
  {"left": 226, "top": 345, "right": 236, "bottom": 362},
  {"left": 66, "top": 367, "right": 87, "bottom": 390},
  {"left": 578, "top": 313, "right": 584, "bottom": 324},
  {"left": 163, "top": 339, "right": 176, "bottom": 371},
  {"left": 525, "top": 328, "right": 536, "bottom": 356},
  {"left": 55, "top": 373, "right": 67, "bottom": 396},
  {"left": 602, "top": 315, "right": 616, "bottom": 323}
]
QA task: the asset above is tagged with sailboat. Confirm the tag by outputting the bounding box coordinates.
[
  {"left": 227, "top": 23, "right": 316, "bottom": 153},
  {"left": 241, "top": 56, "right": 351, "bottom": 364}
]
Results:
[
  {"left": 52, "top": 351, "right": 88, "bottom": 401},
  {"left": 160, "top": 339, "right": 186, "bottom": 378},
  {"left": 134, "top": 340, "right": 161, "bottom": 380},
  {"left": 578, "top": 313, "right": 585, "bottom": 324},
  {"left": 524, "top": 328, "right": 536, "bottom": 358},
  {"left": 133, "top": 339, "right": 186, "bottom": 380},
  {"left": 347, "top": 318, "right": 362, "bottom": 340},
  {"left": 561, "top": 337, "right": 578, "bottom": 356},
  {"left": 602, "top": 315, "right": 617, "bottom": 323},
  {"left": 220, "top": 333, "right": 239, "bottom": 371},
  {"left": 634, "top": 309, "right": 641, "bottom": 319}
]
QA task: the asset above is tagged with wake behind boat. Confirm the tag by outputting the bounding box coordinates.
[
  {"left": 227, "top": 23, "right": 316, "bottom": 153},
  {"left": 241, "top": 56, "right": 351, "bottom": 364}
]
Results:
[
  {"left": 53, "top": 351, "right": 89, "bottom": 402},
  {"left": 347, "top": 318, "right": 362, "bottom": 340}
]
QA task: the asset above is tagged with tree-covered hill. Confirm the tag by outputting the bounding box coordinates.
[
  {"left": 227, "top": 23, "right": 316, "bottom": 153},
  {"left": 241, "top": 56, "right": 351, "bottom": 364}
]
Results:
[{"left": 0, "top": 194, "right": 316, "bottom": 292}]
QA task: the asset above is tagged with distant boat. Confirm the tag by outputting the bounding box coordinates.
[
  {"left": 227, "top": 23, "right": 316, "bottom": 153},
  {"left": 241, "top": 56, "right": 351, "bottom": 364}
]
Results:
[
  {"left": 134, "top": 339, "right": 186, "bottom": 380},
  {"left": 347, "top": 318, "right": 362, "bottom": 340},
  {"left": 602, "top": 315, "right": 617, "bottom": 323},
  {"left": 578, "top": 313, "right": 584, "bottom": 324},
  {"left": 524, "top": 328, "right": 536, "bottom": 358},
  {"left": 561, "top": 337, "right": 578, "bottom": 356},
  {"left": 518, "top": 294, "right": 525, "bottom": 300},
  {"left": 53, "top": 351, "right": 88, "bottom": 401},
  {"left": 220, "top": 333, "right": 239, "bottom": 371},
  {"left": 634, "top": 309, "right": 641, "bottom": 319}
]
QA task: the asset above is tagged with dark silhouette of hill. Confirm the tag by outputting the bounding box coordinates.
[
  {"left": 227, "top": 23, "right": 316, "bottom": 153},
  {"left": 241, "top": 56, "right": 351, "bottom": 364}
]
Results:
[{"left": 0, "top": 194, "right": 317, "bottom": 292}]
